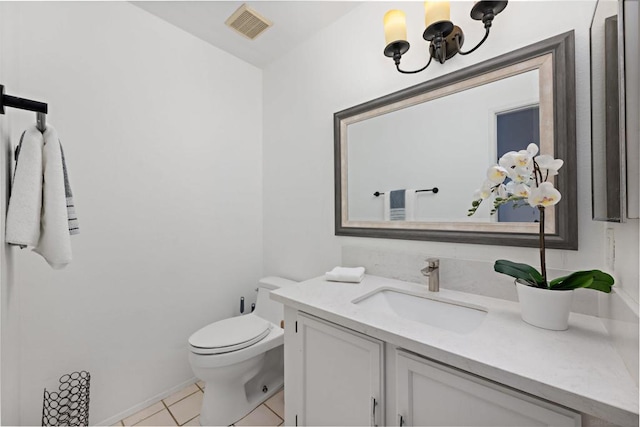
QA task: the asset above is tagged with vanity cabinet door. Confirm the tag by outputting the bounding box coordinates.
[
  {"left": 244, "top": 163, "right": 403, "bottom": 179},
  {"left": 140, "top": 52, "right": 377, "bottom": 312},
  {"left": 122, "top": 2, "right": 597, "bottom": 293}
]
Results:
[
  {"left": 295, "top": 313, "right": 384, "bottom": 426},
  {"left": 395, "top": 350, "right": 580, "bottom": 427}
]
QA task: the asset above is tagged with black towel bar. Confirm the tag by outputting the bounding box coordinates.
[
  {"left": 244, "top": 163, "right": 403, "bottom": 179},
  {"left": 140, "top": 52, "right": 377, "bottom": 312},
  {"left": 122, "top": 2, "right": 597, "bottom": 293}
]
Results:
[
  {"left": 0, "top": 84, "right": 48, "bottom": 114},
  {"left": 373, "top": 187, "right": 439, "bottom": 197}
]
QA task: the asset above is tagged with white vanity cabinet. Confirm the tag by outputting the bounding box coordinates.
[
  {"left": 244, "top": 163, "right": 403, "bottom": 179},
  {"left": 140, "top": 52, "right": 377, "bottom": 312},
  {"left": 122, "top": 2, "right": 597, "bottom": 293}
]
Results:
[
  {"left": 285, "top": 309, "right": 581, "bottom": 427},
  {"left": 394, "top": 349, "right": 581, "bottom": 427},
  {"left": 275, "top": 276, "right": 638, "bottom": 426},
  {"left": 289, "top": 313, "right": 384, "bottom": 426}
]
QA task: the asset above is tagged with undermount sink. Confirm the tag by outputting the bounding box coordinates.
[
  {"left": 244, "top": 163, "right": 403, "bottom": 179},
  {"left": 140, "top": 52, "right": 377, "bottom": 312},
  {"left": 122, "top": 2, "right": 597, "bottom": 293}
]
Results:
[{"left": 353, "top": 289, "right": 487, "bottom": 334}]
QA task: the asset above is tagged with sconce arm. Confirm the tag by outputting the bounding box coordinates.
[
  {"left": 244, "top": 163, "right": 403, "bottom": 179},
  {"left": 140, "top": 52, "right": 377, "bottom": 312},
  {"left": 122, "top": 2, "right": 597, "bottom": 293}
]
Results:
[
  {"left": 455, "top": 27, "right": 491, "bottom": 56},
  {"left": 396, "top": 55, "right": 433, "bottom": 74}
]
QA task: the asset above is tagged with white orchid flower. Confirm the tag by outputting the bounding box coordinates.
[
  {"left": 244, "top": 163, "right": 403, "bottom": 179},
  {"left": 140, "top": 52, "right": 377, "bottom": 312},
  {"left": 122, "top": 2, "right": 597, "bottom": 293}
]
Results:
[
  {"left": 499, "top": 148, "right": 534, "bottom": 171},
  {"left": 497, "top": 184, "right": 508, "bottom": 198},
  {"left": 508, "top": 166, "right": 532, "bottom": 184},
  {"left": 514, "top": 149, "right": 533, "bottom": 168},
  {"left": 527, "top": 143, "right": 539, "bottom": 156},
  {"left": 486, "top": 165, "right": 508, "bottom": 184},
  {"left": 528, "top": 182, "right": 562, "bottom": 207},
  {"left": 535, "top": 154, "right": 564, "bottom": 177},
  {"left": 509, "top": 182, "right": 531, "bottom": 198},
  {"left": 499, "top": 151, "right": 518, "bottom": 169},
  {"left": 474, "top": 180, "right": 494, "bottom": 200}
]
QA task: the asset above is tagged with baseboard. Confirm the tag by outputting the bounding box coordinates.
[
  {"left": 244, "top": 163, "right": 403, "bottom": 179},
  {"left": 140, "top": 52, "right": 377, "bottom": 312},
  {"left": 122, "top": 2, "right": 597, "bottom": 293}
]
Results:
[{"left": 95, "top": 376, "right": 199, "bottom": 426}]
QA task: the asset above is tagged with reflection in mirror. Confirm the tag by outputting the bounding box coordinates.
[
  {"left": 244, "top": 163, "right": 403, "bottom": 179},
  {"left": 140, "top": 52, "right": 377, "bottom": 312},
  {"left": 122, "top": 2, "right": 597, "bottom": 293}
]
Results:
[
  {"left": 334, "top": 32, "right": 577, "bottom": 249},
  {"left": 591, "top": 0, "right": 625, "bottom": 222},
  {"left": 347, "top": 69, "right": 541, "bottom": 224},
  {"left": 495, "top": 106, "right": 541, "bottom": 223}
]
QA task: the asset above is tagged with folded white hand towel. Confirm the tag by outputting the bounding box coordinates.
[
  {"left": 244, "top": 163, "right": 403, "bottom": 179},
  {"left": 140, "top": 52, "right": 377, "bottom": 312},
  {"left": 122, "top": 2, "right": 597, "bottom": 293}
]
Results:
[
  {"left": 325, "top": 266, "right": 365, "bottom": 283},
  {"left": 6, "top": 127, "right": 44, "bottom": 247},
  {"left": 33, "top": 126, "right": 72, "bottom": 269}
]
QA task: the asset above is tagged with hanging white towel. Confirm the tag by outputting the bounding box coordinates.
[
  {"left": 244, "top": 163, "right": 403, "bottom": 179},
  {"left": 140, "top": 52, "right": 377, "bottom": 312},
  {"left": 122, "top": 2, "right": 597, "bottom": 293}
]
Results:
[
  {"left": 405, "top": 189, "right": 417, "bottom": 221},
  {"left": 5, "top": 126, "right": 44, "bottom": 247},
  {"left": 383, "top": 192, "right": 391, "bottom": 221},
  {"left": 325, "top": 266, "right": 366, "bottom": 283},
  {"left": 33, "top": 126, "right": 73, "bottom": 269}
]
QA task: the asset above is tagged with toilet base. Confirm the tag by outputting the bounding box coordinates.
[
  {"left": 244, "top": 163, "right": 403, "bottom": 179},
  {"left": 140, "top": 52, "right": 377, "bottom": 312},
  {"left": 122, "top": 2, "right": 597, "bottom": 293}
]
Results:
[{"left": 197, "top": 346, "right": 284, "bottom": 426}]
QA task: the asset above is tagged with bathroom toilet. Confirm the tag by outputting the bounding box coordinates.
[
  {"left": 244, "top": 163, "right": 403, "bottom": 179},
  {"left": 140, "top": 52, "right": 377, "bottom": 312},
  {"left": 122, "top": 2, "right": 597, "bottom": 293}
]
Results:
[{"left": 188, "top": 277, "right": 296, "bottom": 426}]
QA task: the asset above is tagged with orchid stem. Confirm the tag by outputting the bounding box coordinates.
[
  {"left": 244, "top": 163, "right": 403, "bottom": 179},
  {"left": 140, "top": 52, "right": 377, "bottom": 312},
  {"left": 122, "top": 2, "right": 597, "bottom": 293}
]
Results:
[
  {"left": 539, "top": 206, "right": 547, "bottom": 286},
  {"left": 532, "top": 158, "right": 541, "bottom": 186}
]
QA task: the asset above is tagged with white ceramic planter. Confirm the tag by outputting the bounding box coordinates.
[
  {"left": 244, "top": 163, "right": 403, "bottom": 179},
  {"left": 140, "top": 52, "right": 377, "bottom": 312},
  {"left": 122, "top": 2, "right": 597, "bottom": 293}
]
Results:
[{"left": 515, "top": 280, "right": 574, "bottom": 331}]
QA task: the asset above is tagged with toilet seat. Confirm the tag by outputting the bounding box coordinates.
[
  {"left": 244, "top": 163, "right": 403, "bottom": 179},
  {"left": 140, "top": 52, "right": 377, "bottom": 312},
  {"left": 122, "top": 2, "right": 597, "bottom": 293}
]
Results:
[{"left": 189, "top": 315, "right": 273, "bottom": 355}]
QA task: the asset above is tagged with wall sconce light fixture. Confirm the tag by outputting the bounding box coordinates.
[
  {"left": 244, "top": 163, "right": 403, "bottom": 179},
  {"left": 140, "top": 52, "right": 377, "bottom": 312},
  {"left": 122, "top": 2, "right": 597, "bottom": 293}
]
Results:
[{"left": 384, "top": 1, "right": 508, "bottom": 74}]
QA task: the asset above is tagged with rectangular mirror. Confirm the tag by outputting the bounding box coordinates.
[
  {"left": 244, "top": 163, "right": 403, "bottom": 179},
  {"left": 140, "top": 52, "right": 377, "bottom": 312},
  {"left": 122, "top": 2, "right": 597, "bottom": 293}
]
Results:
[
  {"left": 334, "top": 32, "right": 577, "bottom": 249},
  {"left": 590, "top": 0, "right": 626, "bottom": 221}
]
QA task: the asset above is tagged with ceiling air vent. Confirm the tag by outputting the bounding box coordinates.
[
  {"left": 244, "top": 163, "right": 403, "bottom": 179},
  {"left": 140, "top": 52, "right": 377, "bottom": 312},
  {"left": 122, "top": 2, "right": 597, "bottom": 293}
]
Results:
[{"left": 225, "top": 4, "right": 273, "bottom": 40}]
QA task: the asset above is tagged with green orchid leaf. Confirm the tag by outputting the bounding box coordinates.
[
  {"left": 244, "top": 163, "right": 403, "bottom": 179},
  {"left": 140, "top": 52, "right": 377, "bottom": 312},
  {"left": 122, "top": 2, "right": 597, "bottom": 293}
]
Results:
[
  {"left": 549, "top": 274, "right": 568, "bottom": 286},
  {"left": 494, "top": 260, "right": 546, "bottom": 287},
  {"left": 549, "top": 270, "right": 614, "bottom": 293}
]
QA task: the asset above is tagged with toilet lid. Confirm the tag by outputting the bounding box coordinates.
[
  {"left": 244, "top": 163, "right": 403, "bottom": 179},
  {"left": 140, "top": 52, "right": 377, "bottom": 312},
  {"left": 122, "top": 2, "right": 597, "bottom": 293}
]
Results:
[{"left": 189, "top": 315, "right": 272, "bottom": 355}]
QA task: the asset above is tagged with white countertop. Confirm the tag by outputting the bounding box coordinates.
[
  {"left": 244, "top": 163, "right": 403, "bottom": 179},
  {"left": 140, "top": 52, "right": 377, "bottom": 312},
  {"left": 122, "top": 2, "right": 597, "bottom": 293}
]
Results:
[{"left": 271, "top": 275, "right": 639, "bottom": 426}]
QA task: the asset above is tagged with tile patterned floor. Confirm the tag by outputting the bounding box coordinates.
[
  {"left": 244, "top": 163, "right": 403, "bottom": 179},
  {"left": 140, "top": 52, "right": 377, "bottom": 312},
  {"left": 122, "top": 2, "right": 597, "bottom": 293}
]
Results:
[{"left": 112, "top": 381, "right": 284, "bottom": 426}]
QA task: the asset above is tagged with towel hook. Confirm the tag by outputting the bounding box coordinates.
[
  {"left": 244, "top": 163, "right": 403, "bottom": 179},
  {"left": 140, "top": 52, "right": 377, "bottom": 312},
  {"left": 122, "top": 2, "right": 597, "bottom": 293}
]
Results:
[{"left": 36, "top": 112, "right": 47, "bottom": 132}]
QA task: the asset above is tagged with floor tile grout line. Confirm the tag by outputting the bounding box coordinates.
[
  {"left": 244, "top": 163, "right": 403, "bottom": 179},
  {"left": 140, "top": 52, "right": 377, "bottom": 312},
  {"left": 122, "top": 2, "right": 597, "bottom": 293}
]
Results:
[
  {"left": 263, "top": 388, "right": 285, "bottom": 421},
  {"left": 129, "top": 384, "right": 199, "bottom": 427},
  {"left": 165, "top": 383, "right": 201, "bottom": 407},
  {"left": 183, "top": 414, "right": 199, "bottom": 426},
  {"left": 262, "top": 402, "right": 284, "bottom": 422},
  {"left": 125, "top": 402, "right": 165, "bottom": 426},
  {"left": 126, "top": 382, "right": 199, "bottom": 427},
  {"left": 161, "top": 399, "right": 181, "bottom": 426}
]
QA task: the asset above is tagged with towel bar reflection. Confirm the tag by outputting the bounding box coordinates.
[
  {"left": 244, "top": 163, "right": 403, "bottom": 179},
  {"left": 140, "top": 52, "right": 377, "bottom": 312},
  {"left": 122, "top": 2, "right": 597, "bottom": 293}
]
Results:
[
  {"left": 0, "top": 84, "right": 48, "bottom": 131},
  {"left": 373, "top": 187, "right": 439, "bottom": 197}
]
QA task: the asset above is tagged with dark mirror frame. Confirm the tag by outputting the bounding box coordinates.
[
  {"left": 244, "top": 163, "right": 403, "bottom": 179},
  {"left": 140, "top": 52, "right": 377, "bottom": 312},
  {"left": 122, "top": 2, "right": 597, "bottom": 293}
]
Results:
[
  {"left": 590, "top": 0, "right": 627, "bottom": 222},
  {"left": 334, "top": 31, "right": 577, "bottom": 250}
]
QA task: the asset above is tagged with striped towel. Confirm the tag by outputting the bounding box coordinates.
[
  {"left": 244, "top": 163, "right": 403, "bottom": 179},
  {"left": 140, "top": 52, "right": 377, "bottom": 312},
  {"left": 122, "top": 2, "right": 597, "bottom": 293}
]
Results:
[
  {"left": 389, "top": 189, "right": 406, "bottom": 221},
  {"left": 60, "top": 144, "right": 79, "bottom": 235}
]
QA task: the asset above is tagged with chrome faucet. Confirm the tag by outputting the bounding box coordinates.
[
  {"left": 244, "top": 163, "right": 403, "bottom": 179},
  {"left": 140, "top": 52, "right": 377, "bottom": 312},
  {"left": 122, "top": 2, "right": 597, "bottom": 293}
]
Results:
[{"left": 421, "top": 258, "right": 440, "bottom": 292}]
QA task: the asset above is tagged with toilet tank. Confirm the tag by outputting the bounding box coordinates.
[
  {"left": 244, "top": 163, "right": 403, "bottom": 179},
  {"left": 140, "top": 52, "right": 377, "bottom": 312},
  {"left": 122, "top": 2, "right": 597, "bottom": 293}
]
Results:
[{"left": 253, "top": 276, "right": 297, "bottom": 325}]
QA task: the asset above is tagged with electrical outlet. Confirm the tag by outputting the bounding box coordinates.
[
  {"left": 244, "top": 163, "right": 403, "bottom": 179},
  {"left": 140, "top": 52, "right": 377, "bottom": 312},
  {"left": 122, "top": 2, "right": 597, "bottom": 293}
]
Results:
[{"left": 605, "top": 228, "right": 615, "bottom": 271}]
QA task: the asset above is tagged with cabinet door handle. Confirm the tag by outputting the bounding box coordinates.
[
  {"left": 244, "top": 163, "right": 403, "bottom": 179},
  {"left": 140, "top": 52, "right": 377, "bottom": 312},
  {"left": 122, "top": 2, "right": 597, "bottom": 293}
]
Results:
[
  {"left": 398, "top": 414, "right": 405, "bottom": 426},
  {"left": 370, "top": 397, "right": 377, "bottom": 427}
]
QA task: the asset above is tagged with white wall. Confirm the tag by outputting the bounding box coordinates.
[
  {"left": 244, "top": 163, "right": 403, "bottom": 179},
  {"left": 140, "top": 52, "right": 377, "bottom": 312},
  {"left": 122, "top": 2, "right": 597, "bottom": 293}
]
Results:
[
  {"left": 263, "top": 2, "right": 639, "bottom": 303},
  {"left": 0, "top": 2, "right": 263, "bottom": 425},
  {"left": 0, "top": 4, "right": 21, "bottom": 422}
]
